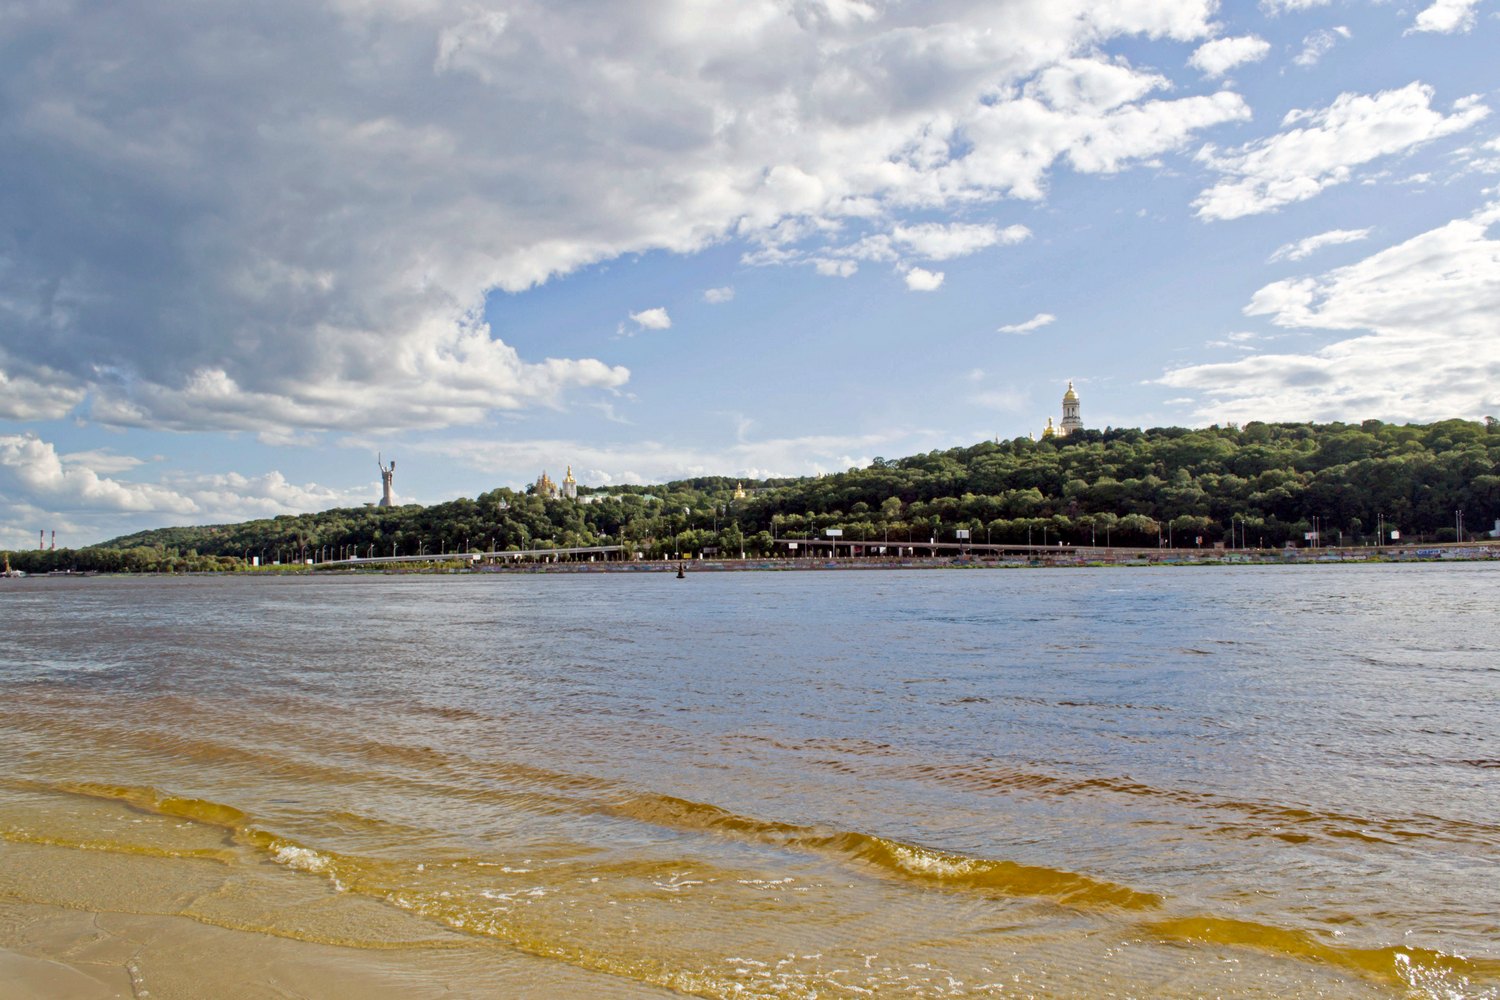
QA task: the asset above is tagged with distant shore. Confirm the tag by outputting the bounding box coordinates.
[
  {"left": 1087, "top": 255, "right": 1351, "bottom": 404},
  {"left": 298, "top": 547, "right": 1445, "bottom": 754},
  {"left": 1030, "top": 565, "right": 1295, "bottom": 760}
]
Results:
[
  {"left": 335, "top": 543, "right": 1500, "bottom": 573},
  {"left": 8, "top": 542, "right": 1499, "bottom": 580}
]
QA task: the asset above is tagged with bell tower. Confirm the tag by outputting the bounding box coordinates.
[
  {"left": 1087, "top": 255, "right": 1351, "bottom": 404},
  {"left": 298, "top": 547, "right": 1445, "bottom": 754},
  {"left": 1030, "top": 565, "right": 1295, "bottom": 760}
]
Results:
[{"left": 1060, "top": 381, "right": 1082, "bottom": 436}]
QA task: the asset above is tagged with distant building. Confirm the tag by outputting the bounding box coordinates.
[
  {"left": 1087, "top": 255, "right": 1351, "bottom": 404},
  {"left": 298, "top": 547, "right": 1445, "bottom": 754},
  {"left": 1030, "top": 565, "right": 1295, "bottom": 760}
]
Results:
[
  {"left": 1039, "top": 382, "right": 1084, "bottom": 439},
  {"left": 533, "top": 466, "right": 580, "bottom": 500},
  {"left": 1060, "top": 381, "right": 1083, "bottom": 435}
]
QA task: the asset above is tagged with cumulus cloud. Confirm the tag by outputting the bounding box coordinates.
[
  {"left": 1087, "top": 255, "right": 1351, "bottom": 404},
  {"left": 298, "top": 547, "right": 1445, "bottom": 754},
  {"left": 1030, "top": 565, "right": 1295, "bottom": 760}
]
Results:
[
  {"left": 814, "top": 259, "right": 858, "bottom": 278},
  {"left": 1160, "top": 200, "right": 1500, "bottom": 423},
  {"left": 1194, "top": 83, "right": 1489, "bottom": 221},
  {"left": 891, "top": 223, "right": 1031, "bottom": 260},
  {"left": 0, "top": 363, "right": 86, "bottom": 421},
  {"left": 0, "top": 432, "right": 382, "bottom": 545},
  {"left": 1189, "top": 36, "right": 1271, "bottom": 78},
  {"left": 997, "top": 312, "right": 1057, "bottom": 334},
  {"left": 0, "top": 0, "right": 1242, "bottom": 433},
  {"left": 627, "top": 307, "right": 672, "bottom": 331},
  {"left": 904, "top": 267, "right": 945, "bottom": 291},
  {"left": 159, "top": 469, "right": 374, "bottom": 524},
  {"left": 0, "top": 434, "right": 197, "bottom": 514},
  {"left": 1269, "top": 228, "right": 1373, "bottom": 262},
  {"left": 1409, "top": 0, "right": 1482, "bottom": 33},
  {"left": 702, "top": 286, "right": 735, "bottom": 304}
]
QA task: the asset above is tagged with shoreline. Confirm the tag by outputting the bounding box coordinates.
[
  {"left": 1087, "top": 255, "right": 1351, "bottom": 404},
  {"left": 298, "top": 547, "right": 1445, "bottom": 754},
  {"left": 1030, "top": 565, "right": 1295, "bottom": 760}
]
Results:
[
  {"left": 461, "top": 546, "right": 1500, "bottom": 573},
  {"left": 7, "top": 543, "right": 1499, "bottom": 580}
]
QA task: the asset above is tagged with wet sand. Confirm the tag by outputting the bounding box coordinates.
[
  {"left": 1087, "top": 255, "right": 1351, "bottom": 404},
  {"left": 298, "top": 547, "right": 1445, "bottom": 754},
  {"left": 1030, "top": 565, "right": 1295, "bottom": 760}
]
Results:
[{"left": 0, "top": 845, "right": 677, "bottom": 999}]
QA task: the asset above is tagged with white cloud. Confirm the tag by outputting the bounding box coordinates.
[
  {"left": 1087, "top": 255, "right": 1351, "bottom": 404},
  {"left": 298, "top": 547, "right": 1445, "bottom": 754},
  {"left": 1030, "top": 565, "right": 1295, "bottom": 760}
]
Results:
[
  {"left": 0, "top": 362, "right": 86, "bottom": 421},
  {"left": 84, "top": 326, "right": 630, "bottom": 435},
  {"left": 1189, "top": 36, "right": 1271, "bottom": 78},
  {"left": 1269, "top": 227, "right": 1373, "bottom": 262},
  {"left": 891, "top": 222, "right": 1031, "bottom": 260},
  {"left": 1194, "top": 83, "right": 1489, "bottom": 221},
  {"left": 60, "top": 449, "right": 147, "bottom": 475},
  {"left": 904, "top": 267, "right": 945, "bottom": 291},
  {"left": 702, "top": 286, "right": 735, "bottom": 304},
  {"left": 1160, "top": 200, "right": 1500, "bottom": 422},
  {"left": 160, "top": 469, "right": 373, "bottom": 524},
  {"left": 1409, "top": 0, "right": 1482, "bottom": 33},
  {"left": 0, "top": 432, "right": 385, "bottom": 545},
  {"left": 1294, "top": 26, "right": 1349, "bottom": 67},
  {"left": 997, "top": 312, "right": 1057, "bottom": 334},
  {"left": 627, "top": 307, "right": 672, "bottom": 331},
  {"left": 0, "top": 1, "right": 1240, "bottom": 433},
  {"left": 0, "top": 433, "right": 196, "bottom": 514},
  {"left": 813, "top": 259, "right": 858, "bottom": 278},
  {"left": 1261, "top": 0, "right": 1330, "bottom": 11}
]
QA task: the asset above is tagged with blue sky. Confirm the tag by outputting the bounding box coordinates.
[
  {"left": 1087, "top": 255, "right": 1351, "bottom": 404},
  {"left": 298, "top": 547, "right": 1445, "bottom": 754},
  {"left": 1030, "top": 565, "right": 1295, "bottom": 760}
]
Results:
[{"left": 2, "top": 0, "right": 1498, "bottom": 546}]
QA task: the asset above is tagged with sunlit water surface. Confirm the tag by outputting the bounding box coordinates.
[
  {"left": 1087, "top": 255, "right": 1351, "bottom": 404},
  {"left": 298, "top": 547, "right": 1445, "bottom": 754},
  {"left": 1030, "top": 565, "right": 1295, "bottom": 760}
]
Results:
[{"left": 2, "top": 565, "right": 1497, "bottom": 997}]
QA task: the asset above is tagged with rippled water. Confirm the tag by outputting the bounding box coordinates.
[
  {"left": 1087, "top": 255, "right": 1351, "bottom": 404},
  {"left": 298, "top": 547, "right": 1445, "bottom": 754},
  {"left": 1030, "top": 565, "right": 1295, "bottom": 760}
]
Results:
[{"left": 2, "top": 565, "right": 1497, "bottom": 997}]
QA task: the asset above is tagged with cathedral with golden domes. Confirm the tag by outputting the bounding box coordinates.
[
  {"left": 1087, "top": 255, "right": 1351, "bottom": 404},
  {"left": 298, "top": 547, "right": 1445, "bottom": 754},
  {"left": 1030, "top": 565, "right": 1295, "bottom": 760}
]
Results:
[
  {"left": 1041, "top": 381, "right": 1084, "bottom": 439},
  {"left": 532, "top": 466, "right": 579, "bottom": 500}
]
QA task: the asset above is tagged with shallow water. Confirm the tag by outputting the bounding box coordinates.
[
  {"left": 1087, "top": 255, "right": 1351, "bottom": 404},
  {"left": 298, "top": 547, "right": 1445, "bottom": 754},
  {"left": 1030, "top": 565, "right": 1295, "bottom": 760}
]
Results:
[{"left": 2, "top": 564, "right": 1497, "bottom": 997}]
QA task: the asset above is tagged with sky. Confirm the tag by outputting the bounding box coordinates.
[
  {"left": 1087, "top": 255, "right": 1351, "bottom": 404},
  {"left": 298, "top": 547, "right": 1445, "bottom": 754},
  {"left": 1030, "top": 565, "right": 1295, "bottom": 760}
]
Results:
[{"left": 2, "top": 0, "right": 1498, "bottom": 547}]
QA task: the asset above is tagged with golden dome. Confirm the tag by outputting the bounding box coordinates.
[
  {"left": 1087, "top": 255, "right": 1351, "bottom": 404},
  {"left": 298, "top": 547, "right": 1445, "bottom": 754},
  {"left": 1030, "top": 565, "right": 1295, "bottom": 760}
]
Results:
[
  {"left": 1063, "top": 380, "right": 1078, "bottom": 402},
  {"left": 563, "top": 465, "right": 576, "bottom": 484}
]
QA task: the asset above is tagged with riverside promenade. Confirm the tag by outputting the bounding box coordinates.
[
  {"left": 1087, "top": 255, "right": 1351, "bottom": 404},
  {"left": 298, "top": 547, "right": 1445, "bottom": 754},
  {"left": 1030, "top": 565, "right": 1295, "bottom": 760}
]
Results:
[{"left": 311, "top": 539, "right": 1500, "bottom": 573}]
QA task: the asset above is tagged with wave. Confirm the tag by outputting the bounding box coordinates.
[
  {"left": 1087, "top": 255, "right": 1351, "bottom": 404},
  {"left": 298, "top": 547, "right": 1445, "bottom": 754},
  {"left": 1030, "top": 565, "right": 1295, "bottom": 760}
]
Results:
[
  {"left": 608, "top": 793, "right": 1162, "bottom": 910},
  {"left": 1145, "top": 915, "right": 1500, "bottom": 992},
  {"left": 16, "top": 780, "right": 1500, "bottom": 996}
]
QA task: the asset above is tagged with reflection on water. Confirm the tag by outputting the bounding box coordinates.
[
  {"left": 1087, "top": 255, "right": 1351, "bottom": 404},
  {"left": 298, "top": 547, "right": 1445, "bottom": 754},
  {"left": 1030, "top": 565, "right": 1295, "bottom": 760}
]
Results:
[{"left": 2, "top": 565, "right": 1497, "bottom": 997}]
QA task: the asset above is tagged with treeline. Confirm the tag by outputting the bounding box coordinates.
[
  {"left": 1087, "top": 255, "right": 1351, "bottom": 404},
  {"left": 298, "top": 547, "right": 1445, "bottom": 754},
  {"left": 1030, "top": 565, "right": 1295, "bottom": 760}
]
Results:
[
  {"left": 9, "top": 418, "right": 1498, "bottom": 571},
  {"left": 4, "top": 547, "right": 248, "bottom": 575}
]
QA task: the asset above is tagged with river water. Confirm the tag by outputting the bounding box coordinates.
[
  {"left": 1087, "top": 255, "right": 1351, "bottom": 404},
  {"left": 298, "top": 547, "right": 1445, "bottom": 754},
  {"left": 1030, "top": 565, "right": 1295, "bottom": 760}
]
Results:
[{"left": 1, "top": 564, "right": 1496, "bottom": 998}]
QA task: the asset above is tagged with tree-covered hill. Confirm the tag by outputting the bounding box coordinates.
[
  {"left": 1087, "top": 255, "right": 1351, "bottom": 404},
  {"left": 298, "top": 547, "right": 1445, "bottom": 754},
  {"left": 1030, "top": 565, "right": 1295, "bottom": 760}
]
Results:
[{"left": 9, "top": 418, "right": 1498, "bottom": 572}]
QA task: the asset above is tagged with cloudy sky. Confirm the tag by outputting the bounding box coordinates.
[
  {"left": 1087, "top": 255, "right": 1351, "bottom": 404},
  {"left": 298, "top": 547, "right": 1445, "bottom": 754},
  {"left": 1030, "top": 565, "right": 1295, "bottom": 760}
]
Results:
[{"left": 2, "top": 0, "right": 1497, "bottom": 546}]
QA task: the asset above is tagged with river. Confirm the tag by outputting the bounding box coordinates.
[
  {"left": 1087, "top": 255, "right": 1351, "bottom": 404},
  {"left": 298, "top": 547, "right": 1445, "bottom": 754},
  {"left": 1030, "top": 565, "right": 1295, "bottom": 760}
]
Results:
[{"left": 1, "top": 564, "right": 1496, "bottom": 998}]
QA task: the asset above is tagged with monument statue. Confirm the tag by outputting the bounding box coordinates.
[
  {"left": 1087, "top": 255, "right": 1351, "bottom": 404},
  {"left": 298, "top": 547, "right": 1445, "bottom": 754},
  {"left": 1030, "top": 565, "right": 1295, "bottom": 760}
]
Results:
[{"left": 377, "top": 453, "right": 395, "bottom": 508}]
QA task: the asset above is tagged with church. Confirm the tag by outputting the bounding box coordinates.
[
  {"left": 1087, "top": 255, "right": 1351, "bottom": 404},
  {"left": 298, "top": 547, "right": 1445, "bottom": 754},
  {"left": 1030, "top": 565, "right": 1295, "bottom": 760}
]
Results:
[
  {"left": 1041, "top": 381, "right": 1084, "bottom": 439},
  {"left": 533, "top": 466, "right": 578, "bottom": 500}
]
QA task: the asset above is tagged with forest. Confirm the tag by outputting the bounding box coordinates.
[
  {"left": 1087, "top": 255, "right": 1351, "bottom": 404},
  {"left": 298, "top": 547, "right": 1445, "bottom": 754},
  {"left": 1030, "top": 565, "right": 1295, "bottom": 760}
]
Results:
[{"left": 7, "top": 417, "right": 1498, "bottom": 573}]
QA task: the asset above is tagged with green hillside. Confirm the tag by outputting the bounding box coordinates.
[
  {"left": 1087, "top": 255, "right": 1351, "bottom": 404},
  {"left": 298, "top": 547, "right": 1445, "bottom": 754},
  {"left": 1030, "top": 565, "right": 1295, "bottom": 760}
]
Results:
[{"left": 8, "top": 418, "right": 1498, "bottom": 573}]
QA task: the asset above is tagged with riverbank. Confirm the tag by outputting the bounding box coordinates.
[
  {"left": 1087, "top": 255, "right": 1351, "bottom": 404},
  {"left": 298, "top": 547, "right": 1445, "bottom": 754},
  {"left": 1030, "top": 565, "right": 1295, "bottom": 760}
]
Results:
[
  {"left": 4, "top": 542, "right": 1497, "bottom": 580},
  {"left": 381, "top": 543, "right": 1500, "bottom": 573}
]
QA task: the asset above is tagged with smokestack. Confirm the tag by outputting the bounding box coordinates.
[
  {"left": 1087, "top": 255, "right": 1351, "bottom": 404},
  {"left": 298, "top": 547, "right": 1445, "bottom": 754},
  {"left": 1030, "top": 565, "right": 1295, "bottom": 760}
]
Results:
[
  {"left": 39, "top": 529, "right": 44, "bottom": 551},
  {"left": 51, "top": 530, "right": 56, "bottom": 551}
]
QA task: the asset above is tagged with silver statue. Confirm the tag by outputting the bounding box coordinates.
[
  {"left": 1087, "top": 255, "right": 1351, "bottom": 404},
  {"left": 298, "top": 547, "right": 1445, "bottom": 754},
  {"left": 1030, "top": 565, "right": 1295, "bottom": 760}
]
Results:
[{"left": 377, "top": 453, "right": 395, "bottom": 507}]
